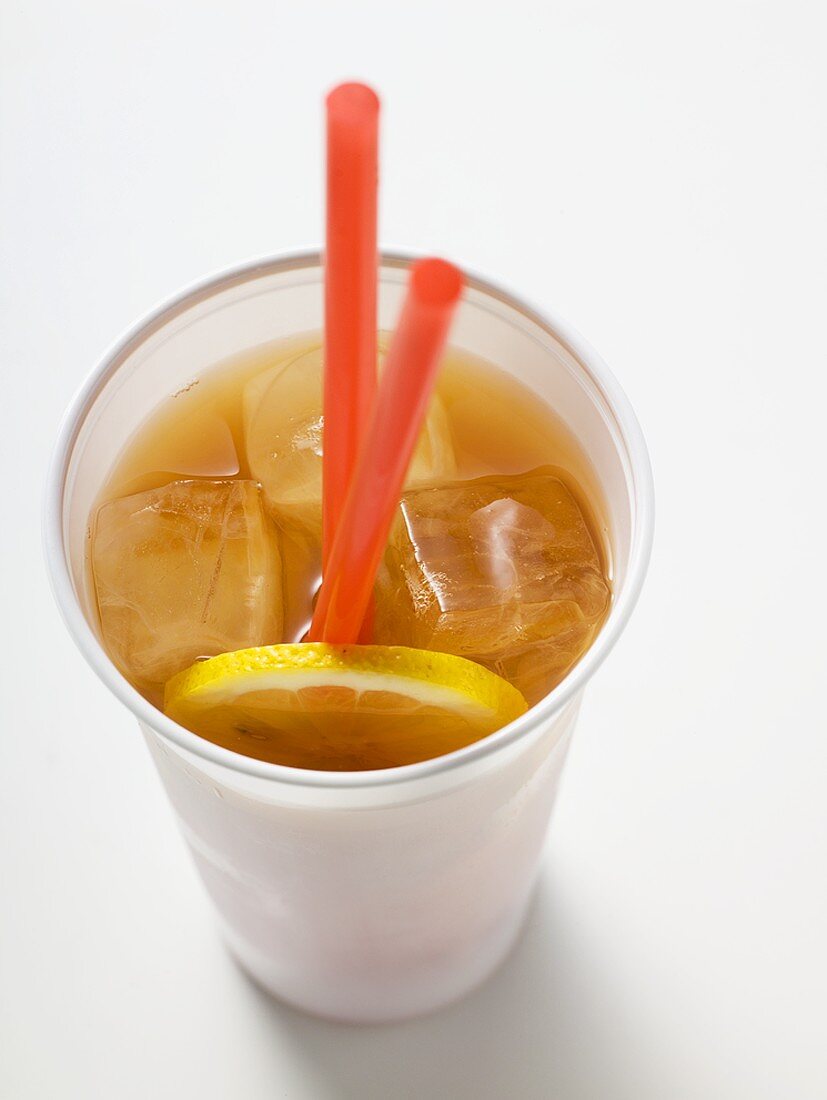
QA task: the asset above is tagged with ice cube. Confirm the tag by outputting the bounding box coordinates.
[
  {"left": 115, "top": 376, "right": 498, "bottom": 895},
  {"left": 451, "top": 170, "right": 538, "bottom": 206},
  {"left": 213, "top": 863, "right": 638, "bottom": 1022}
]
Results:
[
  {"left": 145, "top": 408, "right": 240, "bottom": 479},
  {"left": 92, "top": 480, "right": 282, "bottom": 692},
  {"left": 244, "top": 346, "right": 456, "bottom": 534},
  {"left": 374, "top": 468, "right": 610, "bottom": 703}
]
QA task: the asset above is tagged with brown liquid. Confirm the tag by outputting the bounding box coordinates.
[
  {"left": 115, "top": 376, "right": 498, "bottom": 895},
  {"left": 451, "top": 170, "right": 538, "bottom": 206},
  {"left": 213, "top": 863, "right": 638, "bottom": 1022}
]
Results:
[{"left": 92, "top": 334, "right": 610, "bottom": 766}]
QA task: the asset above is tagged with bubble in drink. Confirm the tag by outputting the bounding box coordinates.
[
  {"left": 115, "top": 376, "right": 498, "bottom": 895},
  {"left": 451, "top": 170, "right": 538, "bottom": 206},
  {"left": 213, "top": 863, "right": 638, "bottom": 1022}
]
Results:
[
  {"left": 374, "top": 468, "right": 610, "bottom": 703},
  {"left": 244, "top": 346, "right": 456, "bottom": 533},
  {"left": 91, "top": 480, "right": 282, "bottom": 692}
]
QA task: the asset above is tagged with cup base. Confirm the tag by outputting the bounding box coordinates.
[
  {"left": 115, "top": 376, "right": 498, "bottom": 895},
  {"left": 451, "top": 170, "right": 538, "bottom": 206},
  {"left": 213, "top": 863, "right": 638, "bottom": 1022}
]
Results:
[{"left": 220, "top": 890, "right": 533, "bottom": 1025}]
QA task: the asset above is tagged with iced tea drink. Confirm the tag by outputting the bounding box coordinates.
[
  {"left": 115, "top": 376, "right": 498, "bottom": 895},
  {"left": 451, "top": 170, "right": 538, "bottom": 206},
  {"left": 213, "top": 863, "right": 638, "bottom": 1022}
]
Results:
[
  {"left": 47, "top": 252, "right": 652, "bottom": 1022},
  {"left": 89, "top": 335, "right": 611, "bottom": 769}
]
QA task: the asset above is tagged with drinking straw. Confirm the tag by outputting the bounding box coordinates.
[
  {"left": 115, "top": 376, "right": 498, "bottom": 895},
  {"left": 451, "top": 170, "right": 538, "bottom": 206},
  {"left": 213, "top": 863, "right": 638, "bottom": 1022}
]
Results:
[
  {"left": 309, "top": 258, "right": 464, "bottom": 644},
  {"left": 323, "top": 82, "right": 380, "bottom": 571}
]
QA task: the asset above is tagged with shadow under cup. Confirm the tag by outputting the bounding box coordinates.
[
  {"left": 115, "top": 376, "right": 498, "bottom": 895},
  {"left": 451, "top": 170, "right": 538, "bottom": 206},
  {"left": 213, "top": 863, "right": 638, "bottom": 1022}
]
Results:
[{"left": 45, "top": 253, "right": 653, "bottom": 1023}]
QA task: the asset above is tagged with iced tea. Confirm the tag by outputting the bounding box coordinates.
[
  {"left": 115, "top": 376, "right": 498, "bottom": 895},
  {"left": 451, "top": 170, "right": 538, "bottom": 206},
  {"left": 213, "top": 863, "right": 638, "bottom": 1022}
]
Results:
[{"left": 90, "top": 335, "right": 611, "bottom": 768}]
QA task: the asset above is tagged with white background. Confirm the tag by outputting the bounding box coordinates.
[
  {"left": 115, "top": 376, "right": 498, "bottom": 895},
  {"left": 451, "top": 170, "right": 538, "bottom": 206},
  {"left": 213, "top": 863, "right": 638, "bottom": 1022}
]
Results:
[{"left": 2, "top": 2, "right": 825, "bottom": 1097}]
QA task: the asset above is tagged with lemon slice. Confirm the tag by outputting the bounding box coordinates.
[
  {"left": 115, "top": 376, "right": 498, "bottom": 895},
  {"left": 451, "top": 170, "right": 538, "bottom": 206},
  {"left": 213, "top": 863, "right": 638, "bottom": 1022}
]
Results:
[{"left": 164, "top": 644, "right": 527, "bottom": 771}]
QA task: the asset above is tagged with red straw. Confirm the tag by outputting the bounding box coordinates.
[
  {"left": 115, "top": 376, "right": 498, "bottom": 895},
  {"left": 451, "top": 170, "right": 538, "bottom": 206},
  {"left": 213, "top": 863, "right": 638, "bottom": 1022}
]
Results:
[
  {"left": 323, "top": 82, "right": 379, "bottom": 570},
  {"left": 309, "top": 258, "right": 464, "bottom": 644}
]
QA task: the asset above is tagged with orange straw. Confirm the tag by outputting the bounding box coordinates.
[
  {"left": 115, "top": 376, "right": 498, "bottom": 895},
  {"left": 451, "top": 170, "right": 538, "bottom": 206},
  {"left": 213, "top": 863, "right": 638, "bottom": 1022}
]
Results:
[
  {"left": 309, "top": 258, "right": 464, "bottom": 644},
  {"left": 323, "top": 82, "right": 379, "bottom": 570}
]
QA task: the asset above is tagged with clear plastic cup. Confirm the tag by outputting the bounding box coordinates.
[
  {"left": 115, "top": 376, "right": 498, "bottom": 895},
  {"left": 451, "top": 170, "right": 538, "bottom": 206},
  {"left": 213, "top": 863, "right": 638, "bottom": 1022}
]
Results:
[{"left": 44, "top": 253, "right": 653, "bottom": 1023}]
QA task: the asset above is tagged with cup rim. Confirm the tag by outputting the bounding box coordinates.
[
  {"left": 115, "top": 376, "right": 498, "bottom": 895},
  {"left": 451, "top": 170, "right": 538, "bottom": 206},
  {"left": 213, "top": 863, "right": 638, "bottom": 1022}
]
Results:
[{"left": 44, "top": 249, "right": 654, "bottom": 789}]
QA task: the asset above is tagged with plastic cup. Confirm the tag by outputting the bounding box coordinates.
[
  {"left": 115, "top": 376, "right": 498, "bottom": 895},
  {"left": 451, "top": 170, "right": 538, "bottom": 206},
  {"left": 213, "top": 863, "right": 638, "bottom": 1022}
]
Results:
[{"left": 44, "top": 253, "right": 653, "bottom": 1023}]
